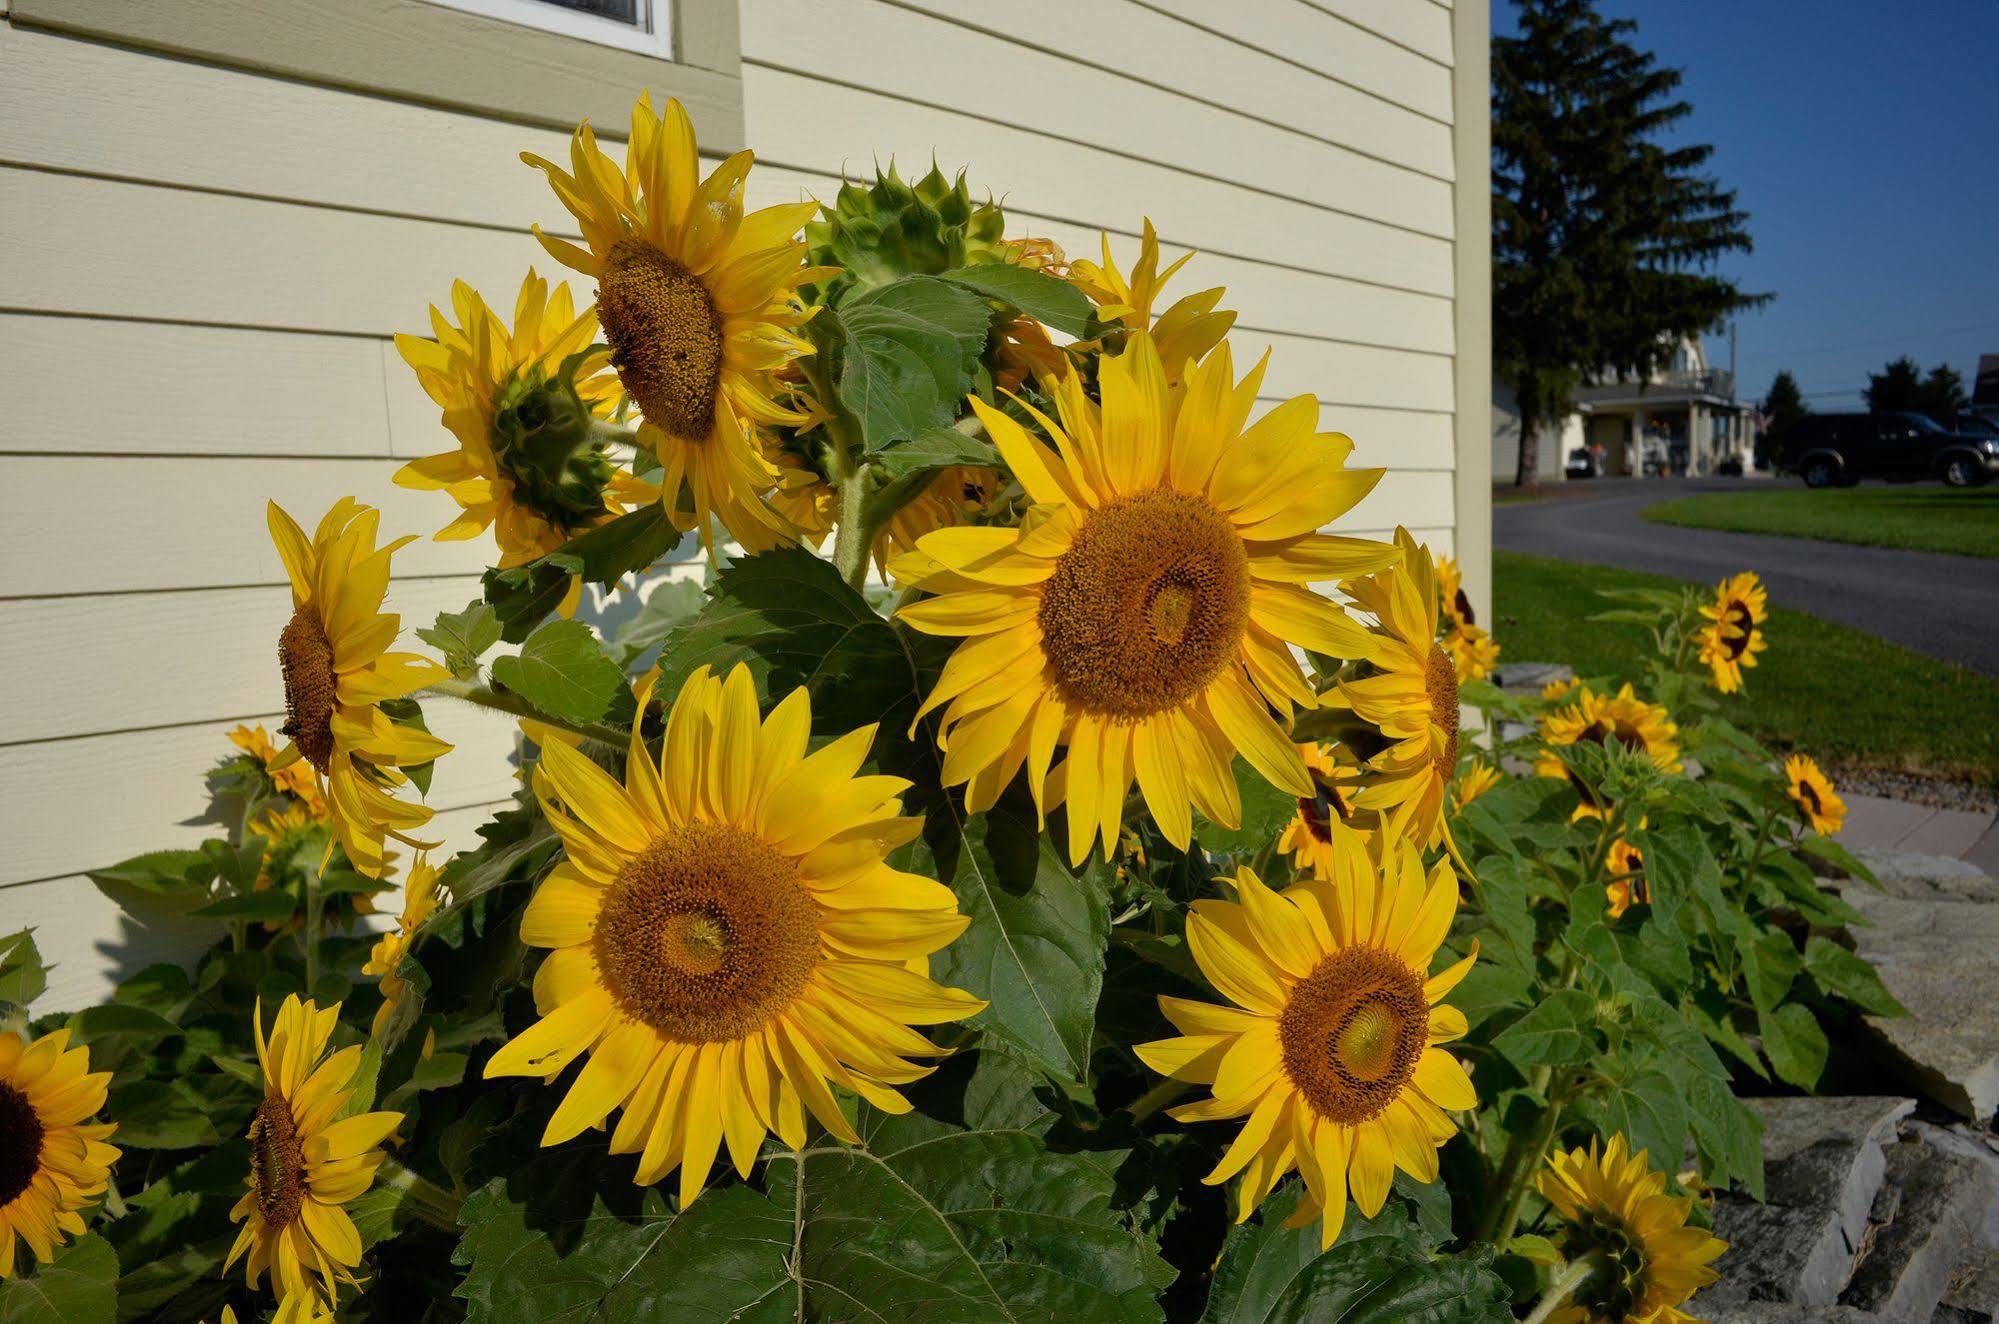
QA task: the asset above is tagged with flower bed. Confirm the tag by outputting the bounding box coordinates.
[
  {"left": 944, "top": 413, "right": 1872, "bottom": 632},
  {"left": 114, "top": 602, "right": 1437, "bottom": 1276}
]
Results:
[{"left": 0, "top": 99, "right": 1892, "bottom": 1324}]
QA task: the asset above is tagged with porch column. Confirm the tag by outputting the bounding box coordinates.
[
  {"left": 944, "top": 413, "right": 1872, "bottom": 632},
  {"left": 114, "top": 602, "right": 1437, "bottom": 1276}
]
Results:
[{"left": 1688, "top": 403, "right": 1707, "bottom": 476}]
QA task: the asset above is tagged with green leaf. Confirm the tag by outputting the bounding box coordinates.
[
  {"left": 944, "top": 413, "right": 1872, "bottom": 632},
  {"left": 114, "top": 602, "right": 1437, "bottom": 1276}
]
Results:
[
  {"left": 872, "top": 424, "right": 1002, "bottom": 481},
  {"left": 0, "top": 1234, "right": 117, "bottom": 1324},
  {"left": 67, "top": 1003, "right": 182, "bottom": 1050},
  {"left": 1684, "top": 1073, "right": 1765, "bottom": 1197},
  {"left": 1801, "top": 935, "right": 1905, "bottom": 1017},
  {"left": 609, "top": 576, "right": 705, "bottom": 670},
  {"left": 1492, "top": 989, "right": 1598, "bottom": 1070},
  {"left": 419, "top": 601, "right": 503, "bottom": 676},
  {"left": 491, "top": 618, "right": 627, "bottom": 727},
  {"left": 482, "top": 503, "right": 681, "bottom": 642},
  {"left": 833, "top": 275, "right": 989, "bottom": 452},
  {"left": 103, "top": 1078, "right": 238, "bottom": 1149},
  {"left": 912, "top": 797, "right": 1110, "bottom": 1085},
  {"left": 454, "top": 1121, "right": 1173, "bottom": 1323},
  {"left": 0, "top": 930, "right": 46, "bottom": 1010},
  {"left": 1195, "top": 763, "right": 1300, "bottom": 861},
  {"left": 1796, "top": 833, "right": 1878, "bottom": 887},
  {"left": 1201, "top": 1186, "right": 1509, "bottom": 1323},
  {"left": 657, "top": 547, "right": 918, "bottom": 731},
  {"left": 1757, "top": 1001, "right": 1829, "bottom": 1089},
  {"left": 188, "top": 891, "right": 300, "bottom": 922},
  {"left": 940, "top": 263, "right": 1093, "bottom": 336},
  {"left": 87, "top": 848, "right": 212, "bottom": 897},
  {"left": 1574, "top": 1067, "right": 1686, "bottom": 1174}
]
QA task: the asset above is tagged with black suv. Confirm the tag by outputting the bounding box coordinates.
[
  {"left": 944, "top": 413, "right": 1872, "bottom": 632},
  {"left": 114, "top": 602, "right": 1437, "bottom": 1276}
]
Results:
[{"left": 1779, "top": 411, "right": 1999, "bottom": 488}]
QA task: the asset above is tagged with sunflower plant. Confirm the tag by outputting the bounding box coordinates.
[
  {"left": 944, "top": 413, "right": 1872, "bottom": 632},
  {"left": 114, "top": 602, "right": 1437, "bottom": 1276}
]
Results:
[{"left": 2, "top": 96, "right": 1909, "bottom": 1324}]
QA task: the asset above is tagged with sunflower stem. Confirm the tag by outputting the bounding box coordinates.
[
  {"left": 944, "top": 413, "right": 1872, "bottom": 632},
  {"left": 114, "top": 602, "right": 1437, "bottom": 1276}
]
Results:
[
  {"left": 1126, "top": 1076, "right": 1192, "bottom": 1122},
  {"left": 302, "top": 852, "right": 325, "bottom": 996},
  {"left": 1482, "top": 1078, "right": 1570, "bottom": 1245},
  {"left": 1524, "top": 1252, "right": 1601, "bottom": 1324},
  {"left": 424, "top": 676, "right": 630, "bottom": 747},
  {"left": 379, "top": 1156, "right": 463, "bottom": 1229}
]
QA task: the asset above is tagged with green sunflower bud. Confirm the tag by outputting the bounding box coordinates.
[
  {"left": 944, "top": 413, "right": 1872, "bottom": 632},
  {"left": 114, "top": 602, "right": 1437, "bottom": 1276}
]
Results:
[
  {"left": 490, "top": 351, "right": 616, "bottom": 533},
  {"left": 805, "top": 163, "right": 1010, "bottom": 300}
]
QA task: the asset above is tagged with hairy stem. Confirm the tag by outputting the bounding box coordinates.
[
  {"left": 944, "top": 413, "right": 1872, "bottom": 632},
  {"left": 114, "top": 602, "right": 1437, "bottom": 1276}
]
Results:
[
  {"left": 1525, "top": 1253, "right": 1601, "bottom": 1324},
  {"left": 425, "top": 675, "right": 630, "bottom": 747},
  {"left": 379, "top": 1156, "right": 464, "bottom": 1227},
  {"left": 1126, "top": 1076, "right": 1193, "bottom": 1122}
]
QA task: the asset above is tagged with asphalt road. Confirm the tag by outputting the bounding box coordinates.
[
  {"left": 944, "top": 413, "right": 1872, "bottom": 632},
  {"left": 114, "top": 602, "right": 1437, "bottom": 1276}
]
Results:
[{"left": 1494, "top": 477, "right": 1999, "bottom": 678}]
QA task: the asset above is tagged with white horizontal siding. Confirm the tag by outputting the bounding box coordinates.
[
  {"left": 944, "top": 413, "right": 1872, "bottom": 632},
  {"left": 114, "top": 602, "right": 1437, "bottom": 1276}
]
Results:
[{"left": 0, "top": 3, "right": 1472, "bottom": 1012}]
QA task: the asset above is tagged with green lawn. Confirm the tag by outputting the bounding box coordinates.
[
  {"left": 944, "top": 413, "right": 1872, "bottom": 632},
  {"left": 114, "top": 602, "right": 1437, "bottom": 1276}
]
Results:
[
  {"left": 1642, "top": 484, "right": 1999, "bottom": 558},
  {"left": 1492, "top": 551, "right": 1999, "bottom": 786}
]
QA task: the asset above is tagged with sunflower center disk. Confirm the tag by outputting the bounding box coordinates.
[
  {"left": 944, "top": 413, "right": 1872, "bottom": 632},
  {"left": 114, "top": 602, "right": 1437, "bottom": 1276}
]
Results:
[
  {"left": 0, "top": 1081, "right": 45, "bottom": 1206},
  {"left": 249, "top": 1095, "right": 307, "bottom": 1229},
  {"left": 1722, "top": 603, "right": 1754, "bottom": 659},
  {"left": 1278, "top": 946, "right": 1430, "bottom": 1125},
  {"left": 595, "top": 238, "right": 724, "bottom": 442},
  {"left": 1425, "top": 644, "right": 1461, "bottom": 779},
  {"left": 592, "top": 823, "right": 820, "bottom": 1043},
  {"left": 1037, "top": 491, "right": 1250, "bottom": 719},
  {"left": 278, "top": 605, "right": 339, "bottom": 775},
  {"left": 1453, "top": 587, "right": 1476, "bottom": 626},
  {"left": 1298, "top": 773, "right": 1356, "bottom": 845}
]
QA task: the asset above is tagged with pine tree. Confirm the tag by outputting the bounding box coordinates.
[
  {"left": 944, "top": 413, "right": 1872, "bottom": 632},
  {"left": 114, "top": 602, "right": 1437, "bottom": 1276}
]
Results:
[
  {"left": 1760, "top": 369, "right": 1805, "bottom": 467},
  {"left": 1493, "top": 0, "right": 1766, "bottom": 485},
  {"left": 1863, "top": 356, "right": 1924, "bottom": 414}
]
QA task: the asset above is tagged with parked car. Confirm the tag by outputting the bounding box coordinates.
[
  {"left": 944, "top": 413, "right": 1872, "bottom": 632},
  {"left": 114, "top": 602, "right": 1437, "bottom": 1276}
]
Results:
[
  {"left": 1565, "top": 447, "right": 1600, "bottom": 479},
  {"left": 1948, "top": 412, "right": 1999, "bottom": 438},
  {"left": 1778, "top": 411, "right": 1999, "bottom": 488}
]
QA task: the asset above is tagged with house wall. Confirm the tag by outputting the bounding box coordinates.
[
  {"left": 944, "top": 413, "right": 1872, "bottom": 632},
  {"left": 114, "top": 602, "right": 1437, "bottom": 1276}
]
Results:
[{"left": 0, "top": 0, "right": 1488, "bottom": 1008}]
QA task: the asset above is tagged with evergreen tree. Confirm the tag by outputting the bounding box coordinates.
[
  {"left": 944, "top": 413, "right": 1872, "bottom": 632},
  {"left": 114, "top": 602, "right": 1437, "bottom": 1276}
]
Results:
[
  {"left": 1759, "top": 369, "right": 1805, "bottom": 467},
  {"left": 1918, "top": 364, "right": 1969, "bottom": 422},
  {"left": 1493, "top": 0, "right": 1766, "bottom": 485},
  {"left": 1863, "top": 356, "right": 1923, "bottom": 414}
]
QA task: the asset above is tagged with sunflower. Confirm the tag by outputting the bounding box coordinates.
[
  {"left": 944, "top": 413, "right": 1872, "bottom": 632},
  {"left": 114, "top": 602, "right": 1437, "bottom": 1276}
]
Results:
[
  {"left": 1605, "top": 835, "right": 1647, "bottom": 920},
  {"left": 1435, "top": 555, "right": 1500, "bottom": 683},
  {"left": 876, "top": 465, "right": 1003, "bottom": 567},
  {"left": 1278, "top": 743, "right": 1376, "bottom": 879},
  {"left": 1333, "top": 529, "right": 1463, "bottom": 847},
  {"left": 226, "top": 997, "right": 403, "bottom": 1309},
  {"left": 395, "top": 271, "right": 654, "bottom": 615},
  {"left": 214, "top": 1296, "right": 333, "bottom": 1324},
  {"left": 484, "top": 665, "right": 984, "bottom": 1204},
  {"left": 267, "top": 500, "right": 453, "bottom": 879},
  {"left": 1136, "top": 847, "right": 1477, "bottom": 1249},
  {"left": 1695, "top": 572, "right": 1769, "bottom": 695},
  {"left": 1532, "top": 685, "right": 1681, "bottom": 820},
  {"left": 524, "top": 94, "right": 822, "bottom": 553},
  {"left": 363, "top": 856, "right": 445, "bottom": 1036},
  {"left": 231, "top": 724, "right": 327, "bottom": 817},
  {"left": 1538, "top": 1135, "right": 1726, "bottom": 1323},
  {"left": 1543, "top": 676, "right": 1581, "bottom": 703},
  {"left": 891, "top": 334, "right": 1397, "bottom": 865},
  {"left": 1784, "top": 755, "right": 1845, "bottom": 835},
  {"left": 1069, "top": 219, "right": 1234, "bottom": 381},
  {"left": 1454, "top": 759, "right": 1503, "bottom": 812},
  {"left": 0, "top": 1030, "right": 119, "bottom": 1279}
]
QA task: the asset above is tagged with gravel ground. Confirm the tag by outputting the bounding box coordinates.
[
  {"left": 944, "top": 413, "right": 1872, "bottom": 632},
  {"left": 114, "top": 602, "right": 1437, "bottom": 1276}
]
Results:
[{"left": 1827, "top": 765, "right": 1999, "bottom": 814}]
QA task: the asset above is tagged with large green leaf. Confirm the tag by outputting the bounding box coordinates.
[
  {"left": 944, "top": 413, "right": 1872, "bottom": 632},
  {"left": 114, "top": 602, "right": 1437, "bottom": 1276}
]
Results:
[
  {"left": 1491, "top": 988, "right": 1598, "bottom": 1070},
  {"left": 0, "top": 1234, "right": 118, "bottom": 1324},
  {"left": 1801, "top": 935, "right": 1905, "bottom": 1017},
  {"left": 418, "top": 601, "right": 502, "bottom": 676},
  {"left": 1757, "top": 1001, "right": 1828, "bottom": 1089},
  {"left": 832, "top": 276, "right": 990, "bottom": 452},
  {"left": 906, "top": 796, "right": 1111, "bottom": 1086},
  {"left": 491, "top": 618, "right": 626, "bottom": 727},
  {"left": 454, "top": 1121, "right": 1172, "bottom": 1324},
  {"left": 0, "top": 930, "right": 46, "bottom": 1010},
  {"left": 482, "top": 503, "right": 682, "bottom": 642},
  {"left": 86, "top": 849, "right": 213, "bottom": 898},
  {"left": 1200, "top": 1186, "right": 1508, "bottom": 1324},
  {"left": 940, "top": 263, "right": 1093, "bottom": 336},
  {"left": 871, "top": 425, "right": 1003, "bottom": 482}
]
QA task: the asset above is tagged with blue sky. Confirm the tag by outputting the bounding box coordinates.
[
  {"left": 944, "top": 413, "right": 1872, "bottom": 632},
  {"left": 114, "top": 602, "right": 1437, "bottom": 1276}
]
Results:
[{"left": 1490, "top": 1, "right": 1998, "bottom": 409}]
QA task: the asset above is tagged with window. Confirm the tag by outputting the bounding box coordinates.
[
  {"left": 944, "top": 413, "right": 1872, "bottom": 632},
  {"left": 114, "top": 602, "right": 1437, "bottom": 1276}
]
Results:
[{"left": 424, "top": 0, "right": 674, "bottom": 58}]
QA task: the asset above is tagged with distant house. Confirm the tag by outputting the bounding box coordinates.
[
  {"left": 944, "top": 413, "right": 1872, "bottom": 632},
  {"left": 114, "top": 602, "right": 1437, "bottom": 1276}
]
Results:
[
  {"left": 1493, "top": 335, "right": 1756, "bottom": 481},
  {"left": 1974, "top": 354, "right": 1999, "bottom": 423}
]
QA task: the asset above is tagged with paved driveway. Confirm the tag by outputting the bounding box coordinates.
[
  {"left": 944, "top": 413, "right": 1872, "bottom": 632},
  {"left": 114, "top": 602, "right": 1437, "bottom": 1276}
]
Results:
[{"left": 1495, "top": 478, "right": 1999, "bottom": 678}]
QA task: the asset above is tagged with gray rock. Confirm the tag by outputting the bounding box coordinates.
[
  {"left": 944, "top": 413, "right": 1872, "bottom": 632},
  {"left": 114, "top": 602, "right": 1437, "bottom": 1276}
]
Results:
[
  {"left": 1491, "top": 660, "right": 1574, "bottom": 695},
  {"left": 1705, "top": 1306, "right": 1880, "bottom": 1323},
  {"left": 1840, "top": 1140, "right": 1998, "bottom": 1319},
  {"left": 1706, "top": 1097, "right": 1916, "bottom": 1311},
  {"left": 1843, "top": 889, "right": 1999, "bottom": 1122},
  {"left": 1848, "top": 851, "right": 1999, "bottom": 905},
  {"left": 1936, "top": 1247, "right": 1999, "bottom": 1324},
  {"left": 1906, "top": 1120, "right": 1999, "bottom": 1247}
]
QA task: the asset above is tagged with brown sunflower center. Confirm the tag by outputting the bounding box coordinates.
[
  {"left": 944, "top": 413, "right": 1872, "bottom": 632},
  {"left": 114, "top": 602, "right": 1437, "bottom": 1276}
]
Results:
[
  {"left": 0, "top": 1081, "right": 44, "bottom": 1206},
  {"left": 1796, "top": 778, "right": 1823, "bottom": 813},
  {"left": 1278, "top": 946, "right": 1429, "bottom": 1125},
  {"left": 1578, "top": 719, "right": 1647, "bottom": 754},
  {"left": 248, "top": 1094, "right": 306, "bottom": 1229},
  {"left": 1567, "top": 1207, "right": 1653, "bottom": 1320},
  {"left": 595, "top": 237, "right": 724, "bottom": 442},
  {"left": 1720, "top": 602, "right": 1754, "bottom": 660},
  {"left": 1453, "top": 587, "right": 1475, "bottom": 626},
  {"left": 1426, "top": 644, "right": 1460, "bottom": 779},
  {"left": 1297, "top": 771, "right": 1357, "bottom": 845},
  {"left": 1037, "top": 490, "right": 1251, "bottom": 719},
  {"left": 591, "top": 823, "right": 820, "bottom": 1043},
  {"left": 278, "top": 604, "right": 338, "bottom": 775}
]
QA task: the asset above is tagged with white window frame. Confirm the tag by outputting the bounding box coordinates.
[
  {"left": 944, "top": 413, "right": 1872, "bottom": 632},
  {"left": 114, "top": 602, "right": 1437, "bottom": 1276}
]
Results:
[{"left": 422, "top": 0, "right": 674, "bottom": 60}]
